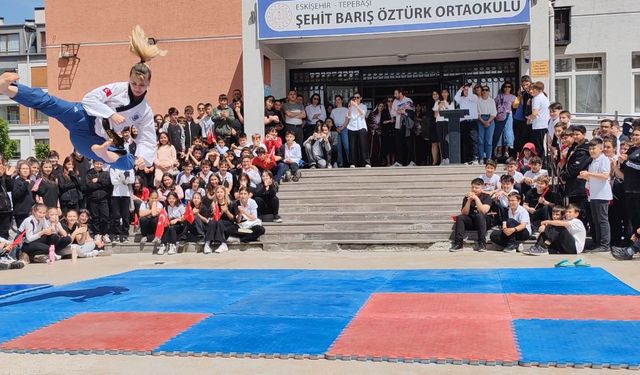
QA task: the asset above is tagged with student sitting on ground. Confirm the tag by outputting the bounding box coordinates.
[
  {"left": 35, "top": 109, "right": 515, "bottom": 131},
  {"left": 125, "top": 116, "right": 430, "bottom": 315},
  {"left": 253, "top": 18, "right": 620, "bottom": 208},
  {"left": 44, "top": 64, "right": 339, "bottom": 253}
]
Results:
[
  {"left": 19, "top": 204, "right": 71, "bottom": 263},
  {"left": 490, "top": 174, "right": 518, "bottom": 226},
  {"left": 523, "top": 175, "right": 561, "bottom": 232},
  {"left": 450, "top": 178, "right": 492, "bottom": 252},
  {"left": 138, "top": 190, "right": 163, "bottom": 244},
  {"left": 203, "top": 186, "right": 237, "bottom": 254},
  {"left": 61, "top": 209, "right": 99, "bottom": 258},
  {"left": 520, "top": 156, "right": 548, "bottom": 196},
  {"left": 158, "top": 192, "right": 184, "bottom": 256},
  {"left": 479, "top": 159, "right": 500, "bottom": 195},
  {"left": 490, "top": 192, "right": 531, "bottom": 253},
  {"left": 524, "top": 204, "right": 586, "bottom": 255},
  {"left": 230, "top": 186, "right": 266, "bottom": 243},
  {"left": 181, "top": 192, "right": 208, "bottom": 242}
]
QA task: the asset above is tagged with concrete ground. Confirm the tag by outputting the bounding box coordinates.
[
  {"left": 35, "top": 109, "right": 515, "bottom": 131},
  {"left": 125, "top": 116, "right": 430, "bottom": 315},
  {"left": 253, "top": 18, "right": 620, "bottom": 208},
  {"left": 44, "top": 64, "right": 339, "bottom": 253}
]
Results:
[{"left": 0, "top": 250, "right": 637, "bottom": 375}]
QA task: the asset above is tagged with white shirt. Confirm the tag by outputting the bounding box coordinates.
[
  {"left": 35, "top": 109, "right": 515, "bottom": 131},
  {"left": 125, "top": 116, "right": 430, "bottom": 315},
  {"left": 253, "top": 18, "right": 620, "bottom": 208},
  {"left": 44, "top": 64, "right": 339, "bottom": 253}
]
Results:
[
  {"left": 479, "top": 173, "right": 500, "bottom": 192},
  {"left": 347, "top": 104, "right": 368, "bottom": 131},
  {"left": 109, "top": 168, "right": 135, "bottom": 197},
  {"left": 548, "top": 117, "right": 560, "bottom": 138},
  {"left": 284, "top": 142, "right": 302, "bottom": 164},
  {"left": 166, "top": 204, "right": 185, "bottom": 220},
  {"left": 531, "top": 92, "right": 551, "bottom": 130},
  {"left": 82, "top": 82, "right": 156, "bottom": 167},
  {"left": 509, "top": 205, "right": 531, "bottom": 234},
  {"left": 391, "top": 96, "right": 414, "bottom": 129},
  {"left": 523, "top": 169, "right": 549, "bottom": 187},
  {"left": 508, "top": 171, "right": 524, "bottom": 184},
  {"left": 305, "top": 104, "right": 327, "bottom": 126},
  {"left": 567, "top": 218, "right": 587, "bottom": 253},
  {"left": 330, "top": 107, "right": 349, "bottom": 129},
  {"left": 433, "top": 101, "right": 453, "bottom": 122},
  {"left": 477, "top": 97, "right": 497, "bottom": 117},
  {"left": 454, "top": 87, "right": 478, "bottom": 120},
  {"left": 239, "top": 198, "right": 259, "bottom": 221},
  {"left": 140, "top": 201, "right": 163, "bottom": 211},
  {"left": 587, "top": 154, "right": 613, "bottom": 201}
]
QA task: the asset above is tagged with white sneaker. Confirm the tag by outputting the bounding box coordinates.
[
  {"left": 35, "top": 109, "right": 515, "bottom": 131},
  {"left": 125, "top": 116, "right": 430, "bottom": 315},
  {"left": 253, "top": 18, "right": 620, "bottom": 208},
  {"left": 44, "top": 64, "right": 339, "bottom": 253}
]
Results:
[
  {"left": 332, "top": 162, "right": 338, "bottom": 168},
  {"left": 157, "top": 244, "right": 166, "bottom": 255},
  {"left": 392, "top": 162, "right": 402, "bottom": 167},
  {"left": 350, "top": 165, "right": 356, "bottom": 168},
  {"left": 55, "top": 254, "right": 62, "bottom": 261},
  {"left": 227, "top": 236, "right": 241, "bottom": 243},
  {"left": 471, "top": 160, "right": 480, "bottom": 165},
  {"left": 103, "top": 235, "right": 111, "bottom": 244},
  {"left": 442, "top": 158, "right": 450, "bottom": 165},
  {"left": 203, "top": 242, "right": 212, "bottom": 254},
  {"left": 365, "top": 164, "right": 371, "bottom": 168},
  {"left": 167, "top": 244, "right": 176, "bottom": 255},
  {"left": 408, "top": 161, "right": 416, "bottom": 167},
  {"left": 87, "top": 250, "right": 100, "bottom": 258},
  {"left": 95, "top": 235, "right": 102, "bottom": 242},
  {"left": 214, "top": 242, "right": 229, "bottom": 253},
  {"left": 152, "top": 237, "right": 161, "bottom": 244},
  {"left": 327, "top": 164, "right": 333, "bottom": 169}
]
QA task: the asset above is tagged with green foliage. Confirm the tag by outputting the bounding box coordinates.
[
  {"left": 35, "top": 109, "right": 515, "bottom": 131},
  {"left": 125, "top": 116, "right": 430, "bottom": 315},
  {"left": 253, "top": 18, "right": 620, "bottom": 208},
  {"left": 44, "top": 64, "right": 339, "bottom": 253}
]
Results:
[
  {"left": 0, "top": 118, "right": 17, "bottom": 160},
  {"left": 35, "top": 142, "right": 50, "bottom": 161}
]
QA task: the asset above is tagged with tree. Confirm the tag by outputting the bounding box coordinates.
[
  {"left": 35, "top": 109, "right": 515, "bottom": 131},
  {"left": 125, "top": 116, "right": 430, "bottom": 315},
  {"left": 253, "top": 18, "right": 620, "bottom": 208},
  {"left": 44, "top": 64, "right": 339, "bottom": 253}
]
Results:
[
  {"left": 0, "top": 118, "right": 17, "bottom": 160},
  {"left": 35, "top": 142, "right": 50, "bottom": 161}
]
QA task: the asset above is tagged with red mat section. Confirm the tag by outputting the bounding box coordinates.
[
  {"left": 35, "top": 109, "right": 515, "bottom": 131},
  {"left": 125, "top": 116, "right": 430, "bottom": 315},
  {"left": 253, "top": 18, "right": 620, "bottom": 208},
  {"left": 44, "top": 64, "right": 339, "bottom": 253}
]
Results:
[
  {"left": 329, "top": 293, "right": 519, "bottom": 361},
  {"left": 1, "top": 312, "right": 209, "bottom": 351},
  {"left": 507, "top": 294, "right": 640, "bottom": 321}
]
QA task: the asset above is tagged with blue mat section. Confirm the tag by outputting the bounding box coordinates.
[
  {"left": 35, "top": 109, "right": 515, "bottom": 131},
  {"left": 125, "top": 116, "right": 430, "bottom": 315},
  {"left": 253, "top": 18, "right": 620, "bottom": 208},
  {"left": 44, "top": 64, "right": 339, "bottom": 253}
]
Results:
[
  {"left": 514, "top": 319, "right": 640, "bottom": 365},
  {"left": 0, "top": 284, "right": 50, "bottom": 299},
  {"left": 157, "top": 315, "right": 351, "bottom": 355}
]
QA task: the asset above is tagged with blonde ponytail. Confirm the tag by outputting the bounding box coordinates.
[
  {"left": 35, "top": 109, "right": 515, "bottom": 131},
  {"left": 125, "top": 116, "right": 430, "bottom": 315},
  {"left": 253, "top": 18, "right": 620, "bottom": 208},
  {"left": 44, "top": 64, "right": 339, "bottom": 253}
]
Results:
[
  {"left": 129, "top": 25, "right": 166, "bottom": 63},
  {"left": 128, "top": 25, "right": 166, "bottom": 82}
]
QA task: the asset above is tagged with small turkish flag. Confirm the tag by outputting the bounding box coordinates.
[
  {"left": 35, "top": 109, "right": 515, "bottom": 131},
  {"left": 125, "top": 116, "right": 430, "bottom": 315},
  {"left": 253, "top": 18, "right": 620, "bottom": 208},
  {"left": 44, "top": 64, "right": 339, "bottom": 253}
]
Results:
[
  {"left": 213, "top": 203, "right": 221, "bottom": 222},
  {"left": 155, "top": 209, "right": 169, "bottom": 239},
  {"left": 184, "top": 203, "right": 195, "bottom": 224},
  {"left": 103, "top": 87, "right": 112, "bottom": 97}
]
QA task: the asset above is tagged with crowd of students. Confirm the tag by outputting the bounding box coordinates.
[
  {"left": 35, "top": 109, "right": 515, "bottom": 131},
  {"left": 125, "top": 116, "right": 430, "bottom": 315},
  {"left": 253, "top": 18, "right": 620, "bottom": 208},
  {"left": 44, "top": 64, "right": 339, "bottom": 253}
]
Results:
[
  {"left": 451, "top": 118, "right": 640, "bottom": 261},
  {"left": 0, "top": 89, "right": 294, "bottom": 264}
]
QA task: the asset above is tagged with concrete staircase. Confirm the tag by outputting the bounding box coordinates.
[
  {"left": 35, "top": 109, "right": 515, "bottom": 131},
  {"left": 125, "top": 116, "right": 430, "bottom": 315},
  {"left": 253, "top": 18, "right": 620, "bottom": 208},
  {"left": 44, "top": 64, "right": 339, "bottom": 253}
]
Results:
[
  {"left": 261, "top": 165, "right": 483, "bottom": 251},
  {"left": 111, "top": 165, "right": 485, "bottom": 254}
]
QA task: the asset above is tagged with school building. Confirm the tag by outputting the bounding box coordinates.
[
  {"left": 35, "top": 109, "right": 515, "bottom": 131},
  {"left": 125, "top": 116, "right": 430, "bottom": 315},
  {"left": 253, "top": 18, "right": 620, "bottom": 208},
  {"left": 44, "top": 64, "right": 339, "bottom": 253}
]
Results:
[{"left": 2, "top": 0, "right": 639, "bottom": 156}]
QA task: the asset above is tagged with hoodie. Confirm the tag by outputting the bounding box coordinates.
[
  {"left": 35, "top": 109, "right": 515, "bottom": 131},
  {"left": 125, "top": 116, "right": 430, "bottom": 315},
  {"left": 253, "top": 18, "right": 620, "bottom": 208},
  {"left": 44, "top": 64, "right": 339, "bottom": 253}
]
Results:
[
  {"left": 517, "top": 142, "right": 537, "bottom": 173},
  {"left": 560, "top": 141, "right": 592, "bottom": 197}
]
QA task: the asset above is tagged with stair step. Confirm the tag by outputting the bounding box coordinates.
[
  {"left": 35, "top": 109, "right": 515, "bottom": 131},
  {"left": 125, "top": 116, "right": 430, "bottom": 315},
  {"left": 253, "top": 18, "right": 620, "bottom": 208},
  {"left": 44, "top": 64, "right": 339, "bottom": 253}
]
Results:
[
  {"left": 279, "top": 211, "right": 457, "bottom": 222},
  {"left": 278, "top": 194, "right": 463, "bottom": 204},
  {"left": 278, "top": 202, "right": 459, "bottom": 213},
  {"left": 263, "top": 221, "right": 453, "bottom": 232}
]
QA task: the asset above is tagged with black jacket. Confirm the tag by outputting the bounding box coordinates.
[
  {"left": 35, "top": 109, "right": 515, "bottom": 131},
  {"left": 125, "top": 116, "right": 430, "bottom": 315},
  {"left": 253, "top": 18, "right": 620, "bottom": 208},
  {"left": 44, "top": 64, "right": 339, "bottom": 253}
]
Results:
[
  {"left": 35, "top": 177, "right": 59, "bottom": 208},
  {"left": 166, "top": 123, "right": 184, "bottom": 154},
  {"left": 11, "top": 177, "right": 35, "bottom": 216},
  {"left": 254, "top": 182, "right": 278, "bottom": 201},
  {"left": 85, "top": 168, "right": 112, "bottom": 201},
  {"left": 74, "top": 155, "right": 91, "bottom": 194},
  {"left": 183, "top": 120, "right": 201, "bottom": 149},
  {"left": 0, "top": 175, "right": 12, "bottom": 213},
  {"left": 560, "top": 141, "right": 591, "bottom": 197},
  {"left": 58, "top": 173, "right": 83, "bottom": 207}
]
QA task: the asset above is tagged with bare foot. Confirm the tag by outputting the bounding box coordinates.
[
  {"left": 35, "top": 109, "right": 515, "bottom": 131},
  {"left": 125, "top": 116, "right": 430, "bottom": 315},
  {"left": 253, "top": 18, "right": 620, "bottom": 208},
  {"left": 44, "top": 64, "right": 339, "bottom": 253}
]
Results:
[
  {"left": 0, "top": 72, "right": 19, "bottom": 97},
  {"left": 91, "top": 139, "right": 119, "bottom": 163}
]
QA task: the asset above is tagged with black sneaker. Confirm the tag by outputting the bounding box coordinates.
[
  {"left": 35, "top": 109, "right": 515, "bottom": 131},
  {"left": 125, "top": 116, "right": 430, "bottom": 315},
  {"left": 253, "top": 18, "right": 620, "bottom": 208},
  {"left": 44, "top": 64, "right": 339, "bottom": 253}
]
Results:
[
  {"left": 9, "top": 261, "right": 24, "bottom": 269},
  {"left": 273, "top": 215, "right": 283, "bottom": 223},
  {"left": 524, "top": 244, "right": 549, "bottom": 256},
  {"left": 503, "top": 243, "right": 518, "bottom": 253},
  {"left": 475, "top": 242, "right": 487, "bottom": 252},
  {"left": 449, "top": 242, "right": 464, "bottom": 252},
  {"left": 611, "top": 246, "right": 635, "bottom": 261}
]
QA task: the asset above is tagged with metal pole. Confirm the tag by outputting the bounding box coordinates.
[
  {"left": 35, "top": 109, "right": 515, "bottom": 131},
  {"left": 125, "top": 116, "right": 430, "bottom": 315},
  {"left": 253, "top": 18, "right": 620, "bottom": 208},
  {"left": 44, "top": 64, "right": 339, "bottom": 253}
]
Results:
[
  {"left": 548, "top": 1, "right": 555, "bottom": 102},
  {"left": 23, "top": 27, "right": 35, "bottom": 156}
]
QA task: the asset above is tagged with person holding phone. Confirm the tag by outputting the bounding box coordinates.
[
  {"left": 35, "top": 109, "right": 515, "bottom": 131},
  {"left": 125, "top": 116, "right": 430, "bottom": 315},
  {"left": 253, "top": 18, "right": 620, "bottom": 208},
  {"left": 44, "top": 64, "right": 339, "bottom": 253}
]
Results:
[{"left": 347, "top": 93, "right": 371, "bottom": 168}]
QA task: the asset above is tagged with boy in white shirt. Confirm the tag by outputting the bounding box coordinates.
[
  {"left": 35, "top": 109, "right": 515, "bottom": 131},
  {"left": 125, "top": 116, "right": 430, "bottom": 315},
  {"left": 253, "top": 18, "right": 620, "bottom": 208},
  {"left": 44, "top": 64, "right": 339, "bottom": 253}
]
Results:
[
  {"left": 521, "top": 156, "right": 548, "bottom": 196},
  {"left": 525, "top": 204, "right": 586, "bottom": 255},
  {"left": 490, "top": 174, "right": 518, "bottom": 227},
  {"left": 479, "top": 159, "right": 500, "bottom": 195},
  {"left": 505, "top": 157, "right": 524, "bottom": 191},
  {"left": 282, "top": 131, "right": 302, "bottom": 182},
  {"left": 579, "top": 138, "right": 612, "bottom": 252},
  {"left": 526, "top": 81, "right": 550, "bottom": 157}
]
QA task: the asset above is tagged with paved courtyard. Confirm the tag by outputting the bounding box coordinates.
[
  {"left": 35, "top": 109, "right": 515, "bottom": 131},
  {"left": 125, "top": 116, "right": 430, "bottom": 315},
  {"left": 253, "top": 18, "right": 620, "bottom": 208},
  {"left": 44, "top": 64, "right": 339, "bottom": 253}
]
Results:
[{"left": 0, "top": 250, "right": 637, "bottom": 375}]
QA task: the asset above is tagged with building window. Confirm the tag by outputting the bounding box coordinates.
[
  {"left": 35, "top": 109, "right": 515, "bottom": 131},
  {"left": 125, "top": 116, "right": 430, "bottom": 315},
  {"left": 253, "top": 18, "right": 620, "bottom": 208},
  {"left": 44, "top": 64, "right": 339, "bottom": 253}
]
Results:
[
  {"left": 35, "top": 139, "right": 49, "bottom": 146},
  {"left": 554, "top": 7, "right": 571, "bottom": 46},
  {"left": 633, "top": 53, "right": 640, "bottom": 113},
  {"left": 34, "top": 110, "right": 48, "bottom": 124},
  {"left": 40, "top": 31, "right": 46, "bottom": 48},
  {"left": 12, "top": 140, "right": 21, "bottom": 160},
  {"left": 0, "top": 33, "right": 20, "bottom": 54},
  {"left": 555, "top": 56, "right": 603, "bottom": 114},
  {"left": 6, "top": 106, "right": 19, "bottom": 124}
]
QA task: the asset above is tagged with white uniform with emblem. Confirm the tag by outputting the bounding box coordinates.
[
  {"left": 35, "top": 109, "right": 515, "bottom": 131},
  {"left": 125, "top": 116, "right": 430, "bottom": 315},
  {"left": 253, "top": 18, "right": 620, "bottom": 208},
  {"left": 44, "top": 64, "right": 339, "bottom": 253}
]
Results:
[{"left": 81, "top": 82, "right": 157, "bottom": 167}]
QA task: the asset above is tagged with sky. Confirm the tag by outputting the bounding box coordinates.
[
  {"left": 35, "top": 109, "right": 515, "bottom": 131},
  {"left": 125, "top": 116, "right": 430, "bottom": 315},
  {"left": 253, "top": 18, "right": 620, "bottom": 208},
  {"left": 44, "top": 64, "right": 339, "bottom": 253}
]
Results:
[{"left": 0, "top": 0, "right": 44, "bottom": 24}]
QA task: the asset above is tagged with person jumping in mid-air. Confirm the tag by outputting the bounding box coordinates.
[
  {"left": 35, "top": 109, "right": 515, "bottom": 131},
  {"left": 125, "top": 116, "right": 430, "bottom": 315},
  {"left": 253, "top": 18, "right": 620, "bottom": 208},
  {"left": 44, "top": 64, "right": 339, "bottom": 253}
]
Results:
[{"left": 0, "top": 25, "right": 165, "bottom": 170}]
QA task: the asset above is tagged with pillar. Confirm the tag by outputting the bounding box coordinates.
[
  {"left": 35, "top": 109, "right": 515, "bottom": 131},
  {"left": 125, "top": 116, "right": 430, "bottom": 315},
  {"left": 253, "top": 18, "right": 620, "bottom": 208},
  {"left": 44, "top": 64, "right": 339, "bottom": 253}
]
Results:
[{"left": 242, "top": 0, "right": 265, "bottom": 137}]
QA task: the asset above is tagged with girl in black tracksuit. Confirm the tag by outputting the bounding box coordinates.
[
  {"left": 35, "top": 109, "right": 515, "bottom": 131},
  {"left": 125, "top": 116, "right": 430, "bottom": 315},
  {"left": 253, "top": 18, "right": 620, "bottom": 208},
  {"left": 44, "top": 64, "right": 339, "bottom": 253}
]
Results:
[
  {"left": 11, "top": 161, "right": 35, "bottom": 231},
  {"left": 58, "top": 156, "right": 83, "bottom": 213},
  {"left": 35, "top": 160, "right": 60, "bottom": 209}
]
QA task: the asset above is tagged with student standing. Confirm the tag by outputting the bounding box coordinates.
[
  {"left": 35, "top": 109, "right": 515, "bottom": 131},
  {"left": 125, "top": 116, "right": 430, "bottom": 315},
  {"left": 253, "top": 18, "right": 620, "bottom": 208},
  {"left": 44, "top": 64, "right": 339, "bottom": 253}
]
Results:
[
  {"left": 527, "top": 82, "right": 550, "bottom": 158},
  {"left": 579, "top": 138, "right": 612, "bottom": 252},
  {"left": 347, "top": 93, "right": 371, "bottom": 168}
]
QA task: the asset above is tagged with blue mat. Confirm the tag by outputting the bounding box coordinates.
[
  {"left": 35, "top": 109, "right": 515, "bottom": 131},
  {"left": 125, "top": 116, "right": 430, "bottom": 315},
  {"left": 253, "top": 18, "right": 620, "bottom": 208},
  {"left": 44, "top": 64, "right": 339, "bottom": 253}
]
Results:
[
  {"left": 514, "top": 319, "right": 640, "bottom": 366},
  {"left": 0, "top": 284, "right": 50, "bottom": 299}
]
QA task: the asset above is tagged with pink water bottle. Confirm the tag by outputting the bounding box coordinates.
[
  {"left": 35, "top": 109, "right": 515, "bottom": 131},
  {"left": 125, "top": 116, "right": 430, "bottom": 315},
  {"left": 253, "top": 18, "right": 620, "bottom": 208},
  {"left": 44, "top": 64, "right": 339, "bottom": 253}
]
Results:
[{"left": 48, "top": 245, "right": 56, "bottom": 264}]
